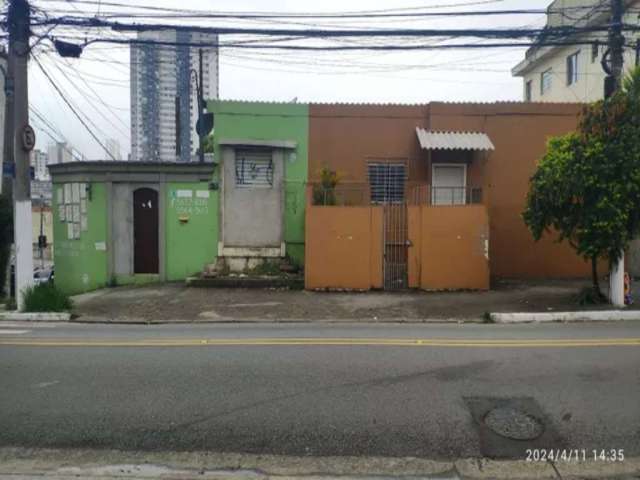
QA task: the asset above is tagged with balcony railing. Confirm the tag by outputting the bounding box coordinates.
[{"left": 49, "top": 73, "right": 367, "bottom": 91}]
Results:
[{"left": 310, "top": 183, "right": 483, "bottom": 206}]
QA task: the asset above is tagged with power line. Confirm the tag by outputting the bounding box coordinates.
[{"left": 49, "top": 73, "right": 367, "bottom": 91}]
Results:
[
  {"left": 51, "top": 57, "right": 130, "bottom": 134},
  {"left": 29, "top": 107, "right": 86, "bottom": 160},
  {"left": 31, "top": 0, "right": 512, "bottom": 16},
  {"left": 33, "top": 16, "right": 629, "bottom": 39},
  {"left": 32, "top": 53, "right": 116, "bottom": 160},
  {"left": 77, "top": 37, "right": 622, "bottom": 52}
]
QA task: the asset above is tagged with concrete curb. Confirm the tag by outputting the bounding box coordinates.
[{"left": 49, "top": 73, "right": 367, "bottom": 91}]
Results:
[
  {"left": 0, "top": 447, "right": 638, "bottom": 479},
  {"left": 491, "top": 310, "right": 640, "bottom": 323},
  {"left": 70, "top": 315, "right": 479, "bottom": 325},
  {"left": 0, "top": 312, "right": 71, "bottom": 322}
]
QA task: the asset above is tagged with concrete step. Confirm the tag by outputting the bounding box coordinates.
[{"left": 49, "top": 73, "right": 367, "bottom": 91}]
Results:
[{"left": 186, "top": 275, "right": 304, "bottom": 290}]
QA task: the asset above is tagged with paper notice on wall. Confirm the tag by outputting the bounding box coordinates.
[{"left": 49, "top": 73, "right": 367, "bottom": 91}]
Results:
[
  {"left": 95, "top": 241, "right": 106, "bottom": 251},
  {"left": 176, "top": 189, "right": 193, "bottom": 198},
  {"left": 72, "top": 183, "right": 80, "bottom": 203},
  {"left": 73, "top": 205, "right": 80, "bottom": 222},
  {"left": 80, "top": 199, "right": 87, "bottom": 214},
  {"left": 196, "top": 190, "right": 210, "bottom": 199},
  {"left": 65, "top": 205, "right": 72, "bottom": 221},
  {"left": 59, "top": 204, "right": 66, "bottom": 222},
  {"left": 67, "top": 222, "right": 74, "bottom": 240},
  {"left": 64, "top": 184, "right": 72, "bottom": 204},
  {"left": 73, "top": 223, "right": 80, "bottom": 239},
  {"left": 80, "top": 183, "right": 87, "bottom": 199},
  {"left": 57, "top": 188, "right": 63, "bottom": 205},
  {"left": 81, "top": 215, "right": 88, "bottom": 232}
]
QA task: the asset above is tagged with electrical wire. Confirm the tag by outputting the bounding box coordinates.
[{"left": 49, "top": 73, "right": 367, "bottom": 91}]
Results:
[{"left": 32, "top": 53, "right": 117, "bottom": 160}]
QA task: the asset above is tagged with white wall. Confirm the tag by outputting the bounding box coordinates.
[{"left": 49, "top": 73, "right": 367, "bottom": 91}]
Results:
[{"left": 519, "top": 33, "right": 639, "bottom": 102}]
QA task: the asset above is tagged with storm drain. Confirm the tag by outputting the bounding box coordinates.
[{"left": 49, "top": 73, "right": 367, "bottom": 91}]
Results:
[
  {"left": 464, "top": 396, "right": 565, "bottom": 459},
  {"left": 483, "top": 406, "right": 544, "bottom": 440}
]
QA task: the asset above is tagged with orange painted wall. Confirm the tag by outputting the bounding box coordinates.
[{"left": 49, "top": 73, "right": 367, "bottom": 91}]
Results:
[
  {"left": 308, "top": 104, "right": 430, "bottom": 184},
  {"left": 305, "top": 205, "right": 383, "bottom": 290},
  {"left": 409, "top": 205, "right": 490, "bottom": 290},
  {"left": 428, "top": 102, "right": 592, "bottom": 278}
]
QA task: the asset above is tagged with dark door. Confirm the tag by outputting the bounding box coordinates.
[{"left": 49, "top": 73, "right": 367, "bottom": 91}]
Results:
[{"left": 133, "top": 188, "right": 159, "bottom": 274}]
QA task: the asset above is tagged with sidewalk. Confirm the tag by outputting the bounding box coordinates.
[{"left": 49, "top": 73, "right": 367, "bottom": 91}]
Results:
[
  {"left": 70, "top": 280, "right": 632, "bottom": 323},
  {"left": 1, "top": 447, "right": 639, "bottom": 480}
]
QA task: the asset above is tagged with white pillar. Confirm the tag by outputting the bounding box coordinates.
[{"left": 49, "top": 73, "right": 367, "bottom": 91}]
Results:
[
  {"left": 14, "top": 199, "right": 33, "bottom": 310},
  {"left": 609, "top": 252, "right": 625, "bottom": 307}
]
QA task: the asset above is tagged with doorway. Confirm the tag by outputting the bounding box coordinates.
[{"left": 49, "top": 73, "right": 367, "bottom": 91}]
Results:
[
  {"left": 222, "top": 148, "right": 283, "bottom": 249},
  {"left": 133, "top": 188, "right": 159, "bottom": 274}
]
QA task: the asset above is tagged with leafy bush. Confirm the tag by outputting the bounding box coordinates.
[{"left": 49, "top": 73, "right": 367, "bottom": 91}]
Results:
[
  {"left": 312, "top": 167, "right": 341, "bottom": 205},
  {"left": 22, "top": 283, "right": 72, "bottom": 312}
]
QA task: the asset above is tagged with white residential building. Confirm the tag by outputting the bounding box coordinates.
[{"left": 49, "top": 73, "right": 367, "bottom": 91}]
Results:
[
  {"left": 512, "top": 0, "right": 640, "bottom": 102},
  {"left": 130, "top": 29, "right": 219, "bottom": 162},
  {"left": 105, "top": 138, "right": 122, "bottom": 161},
  {"left": 31, "top": 149, "right": 49, "bottom": 181},
  {"left": 47, "top": 141, "right": 74, "bottom": 165}
]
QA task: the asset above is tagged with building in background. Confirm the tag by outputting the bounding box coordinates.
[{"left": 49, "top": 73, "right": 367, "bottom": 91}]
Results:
[
  {"left": 105, "top": 138, "right": 122, "bottom": 161},
  {"left": 31, "top": 149, "right": 53, "bottom": 207},
  {"left": 31, "top": 149, "right": 49, "bottom": 181},
  {"left": 47, "top": 141, "right": 74, "bottom": 165},
  {"left": 130, "top": 29, "right": 219, "bottom": 163},
  {"left": 512, "top": 0, "right": 640, "bottom": 102}
]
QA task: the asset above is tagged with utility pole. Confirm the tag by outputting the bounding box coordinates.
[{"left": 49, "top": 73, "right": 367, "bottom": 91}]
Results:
[
  {"left": 1, "top": 48, "right": 14, "bottom": 197},
  {"left": 198, "top": 48, "right": 204, "bottom": 163},
  {"left": 8, "top": 0, "right": 34, "bottom": 309},
  {"left": 603, "top": 0, "right": 626, "bottom": 306}
]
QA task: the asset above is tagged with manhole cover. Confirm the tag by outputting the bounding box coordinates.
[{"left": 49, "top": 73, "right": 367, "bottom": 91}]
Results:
[{"left": 484, "top": 406, "right": 544, "bottom": 440}]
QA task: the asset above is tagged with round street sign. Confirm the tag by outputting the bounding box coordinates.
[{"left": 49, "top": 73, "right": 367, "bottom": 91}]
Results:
[{"left": 21, "top": 124, "right": 36, "bottom": 152}]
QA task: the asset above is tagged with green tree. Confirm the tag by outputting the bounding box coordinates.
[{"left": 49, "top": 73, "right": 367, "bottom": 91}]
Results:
[
  {"left": 523, "top": 67, "right": 640, "bottom": 299},
  {"left": 197, "top": 134, "right": 214, "bottom": 155},
  {"left": 203, "top": 134, "right": 214, "bottom": 154}
]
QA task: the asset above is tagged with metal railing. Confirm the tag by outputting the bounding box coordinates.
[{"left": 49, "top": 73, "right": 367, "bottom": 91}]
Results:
[{"left": 310, "top": 183, "right": 483, "bottom": 206}]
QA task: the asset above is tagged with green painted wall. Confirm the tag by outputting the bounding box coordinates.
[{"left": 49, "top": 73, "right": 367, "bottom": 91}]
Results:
[
  {"left": 52, "top": 182, "right": 109, "bottom": 295},
  {"left": 209, "top": 101, "right": 309, "bottom": 266},
  {"left": 165, "top": 182, "right": 218, "bottom": 281}
]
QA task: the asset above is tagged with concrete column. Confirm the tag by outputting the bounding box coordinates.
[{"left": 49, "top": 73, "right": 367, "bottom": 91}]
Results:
[{"left": 609, "top": 253, "right": 625, "bottom": 307}]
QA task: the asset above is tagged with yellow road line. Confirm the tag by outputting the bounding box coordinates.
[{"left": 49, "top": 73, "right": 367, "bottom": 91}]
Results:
[{"left": 0, "top": 337, "right": 639, "bottom": 348}]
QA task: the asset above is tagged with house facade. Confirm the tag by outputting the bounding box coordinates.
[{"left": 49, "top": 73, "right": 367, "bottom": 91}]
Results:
[
  {"left": 50, "top": 100, "right": 602, "bottom": 295},
  {"left": 512, "top": 0, "right": 640, "bottom": 102}
]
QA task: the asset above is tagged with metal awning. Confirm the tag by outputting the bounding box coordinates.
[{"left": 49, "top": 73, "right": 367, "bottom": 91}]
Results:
[{"left": 416, "top": 128, "right": 495, "bottom": 151}]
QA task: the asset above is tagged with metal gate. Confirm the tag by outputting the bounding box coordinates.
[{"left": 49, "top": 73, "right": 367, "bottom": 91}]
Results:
[{"left": 383, "top": 203, "right": 408, "bottom": 290}]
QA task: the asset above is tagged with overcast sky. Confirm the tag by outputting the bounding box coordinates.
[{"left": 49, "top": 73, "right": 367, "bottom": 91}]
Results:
[{"left": 28, "top": 0, "right": 552, "bottom": 159}]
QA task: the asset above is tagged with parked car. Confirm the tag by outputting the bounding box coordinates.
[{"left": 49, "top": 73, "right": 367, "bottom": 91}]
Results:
[{"left": 9, "top": 264, "right": 55, "bottom": 296}]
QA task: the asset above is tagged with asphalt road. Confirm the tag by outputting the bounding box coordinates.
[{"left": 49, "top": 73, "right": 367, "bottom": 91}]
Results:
[{"left": 0, "top": 321, "right": 639, "bottom": 460}]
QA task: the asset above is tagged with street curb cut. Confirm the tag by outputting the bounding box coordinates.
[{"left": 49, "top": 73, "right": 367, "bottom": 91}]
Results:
[
  {"left": 491, "top": 310, "right": 640, "bottom": 323},
  {"left": 0, "top": 312, "right": 71, "bottom": 322}
]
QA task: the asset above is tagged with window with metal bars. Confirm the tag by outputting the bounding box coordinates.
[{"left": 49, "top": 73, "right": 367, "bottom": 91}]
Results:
[
  {"left": 235, "top": 149, "right": 274, "bottom": 187},
  {"left": 367, "top": 163, "right": 406, "bottom": 204}
]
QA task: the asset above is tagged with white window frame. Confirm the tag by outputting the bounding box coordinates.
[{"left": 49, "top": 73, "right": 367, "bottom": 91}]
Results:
[
  {"left": 431, "top": 163, "right": 467, "bottom": 206},
  {"left": 540, "top": 69, "right": 553, "bottom": 95},
  {"left": 567, "top": 51, "right": 579, "bottom": 86}
]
